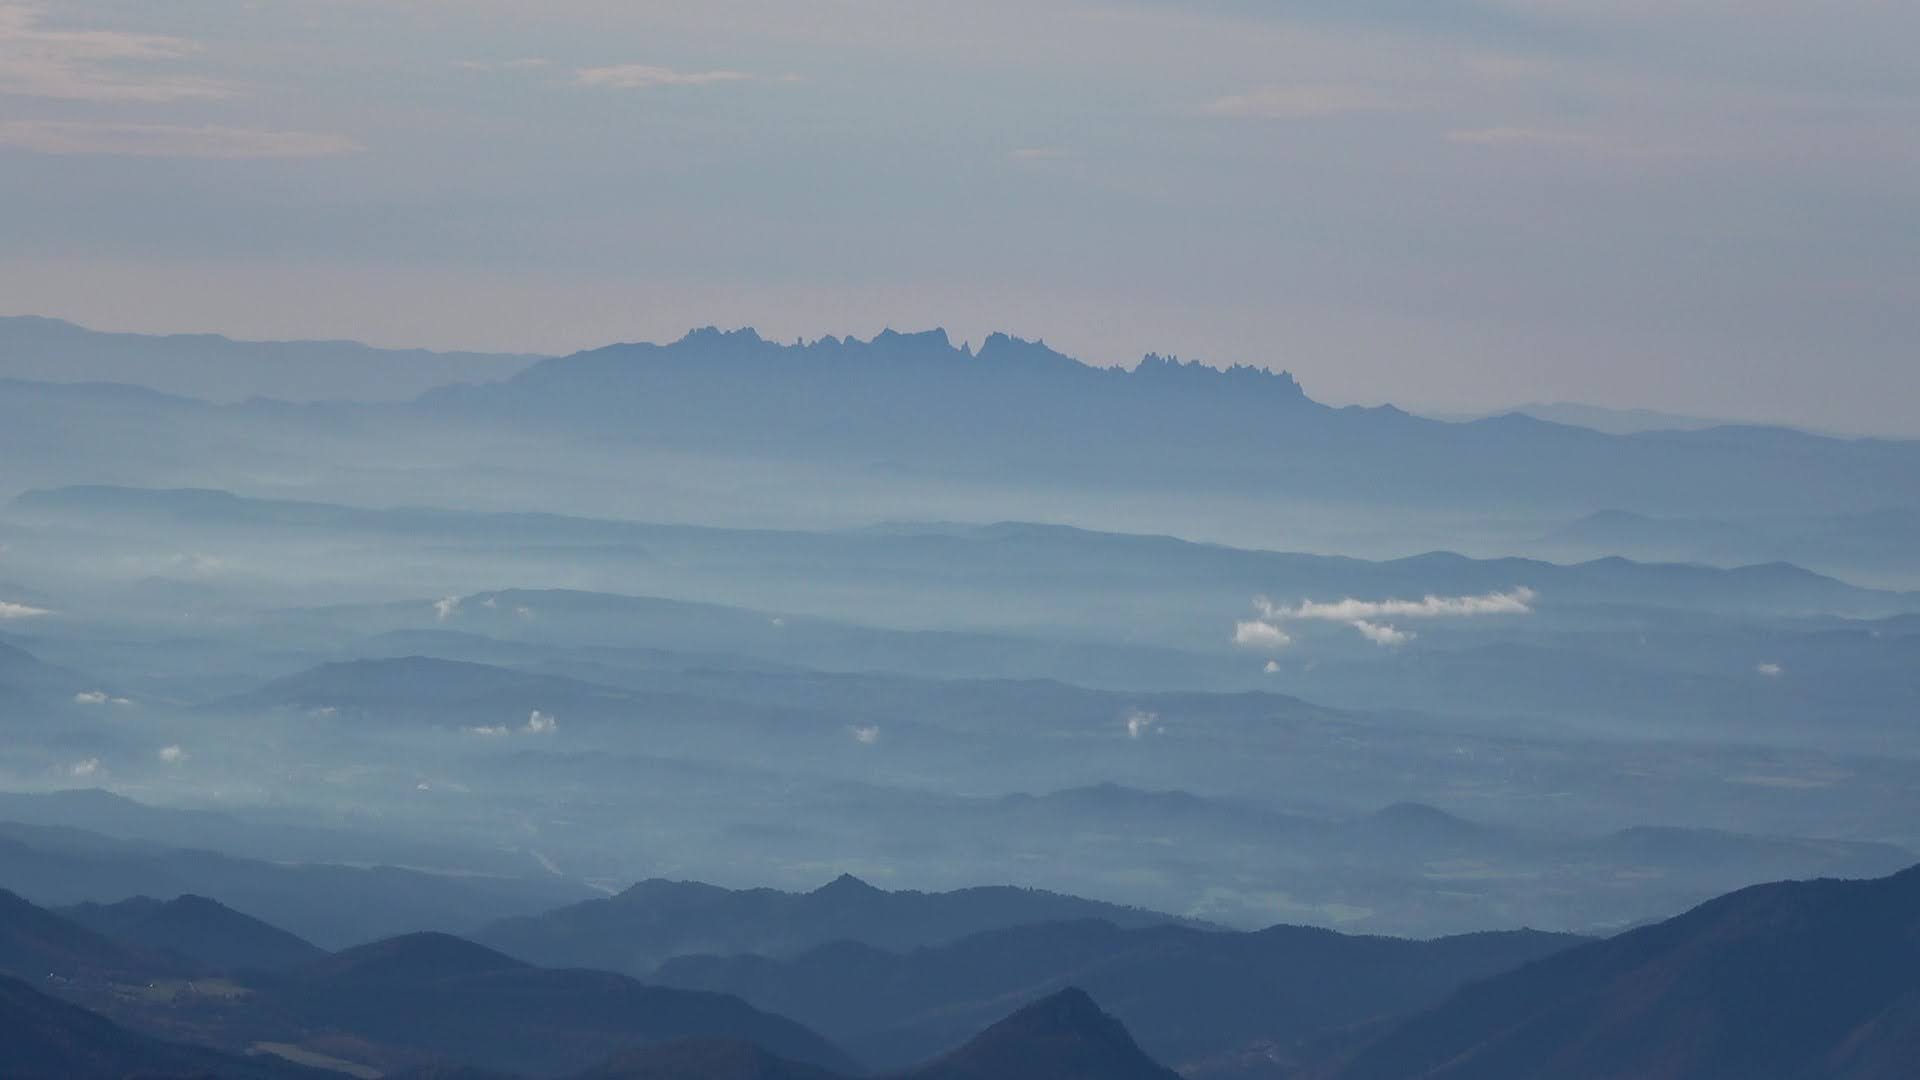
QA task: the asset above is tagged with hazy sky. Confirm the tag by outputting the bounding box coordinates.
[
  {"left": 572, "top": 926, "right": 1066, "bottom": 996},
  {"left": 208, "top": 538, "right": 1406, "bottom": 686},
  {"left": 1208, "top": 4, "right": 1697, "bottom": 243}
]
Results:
[{"left": 1, "top": 1, "right": 1916, "bottom": 434}]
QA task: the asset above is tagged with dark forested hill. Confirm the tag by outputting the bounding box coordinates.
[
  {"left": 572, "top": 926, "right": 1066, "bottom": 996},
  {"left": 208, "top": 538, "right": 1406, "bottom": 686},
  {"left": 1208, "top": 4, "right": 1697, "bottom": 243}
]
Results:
[{"left": 1332, "top": 864, "right": 1920, "bottom": 1080}]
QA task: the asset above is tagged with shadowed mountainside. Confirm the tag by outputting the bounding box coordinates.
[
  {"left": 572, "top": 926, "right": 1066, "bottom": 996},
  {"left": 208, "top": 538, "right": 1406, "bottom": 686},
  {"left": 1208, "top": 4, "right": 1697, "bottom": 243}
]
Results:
[{"left": 1331, "top": 864, "right": 1920, "bottom": 1080}]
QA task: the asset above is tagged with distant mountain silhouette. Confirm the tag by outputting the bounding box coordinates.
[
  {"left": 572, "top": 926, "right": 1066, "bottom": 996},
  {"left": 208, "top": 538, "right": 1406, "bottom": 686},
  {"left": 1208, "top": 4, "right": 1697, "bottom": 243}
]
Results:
[
  {"left": 1332, "top": 864, "right": 1920, "bottom": 1079},
  {"left": 226, "top": 655, "right": 623, "bottom": 715},
  {"left": 58, "top": 894, "right": 327, "bottom": 972},
  {"left": 0, "top": 818, "right": 593, "bottom": 950},
  {"left": 655, "top": 916, "right": 1580, "bottom": 1071},
  {"left": 0, "top": 314, "right": 542, "bottom": 403},
  {"left": 1538, "top": 506, "right": 1920, "bottom": 581},
  {"left": 474, "top": 874, "right": 1205, "bottom": 975},
  {"left": 412, "top": 327, "right": 1920, "bottom": 518}
]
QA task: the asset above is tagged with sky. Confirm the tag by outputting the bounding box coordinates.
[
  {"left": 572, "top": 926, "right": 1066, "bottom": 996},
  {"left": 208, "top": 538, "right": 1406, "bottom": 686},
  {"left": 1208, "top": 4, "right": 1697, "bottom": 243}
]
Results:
[{"left": 0, "top": 0, "right": 1916, "bottom": 435}]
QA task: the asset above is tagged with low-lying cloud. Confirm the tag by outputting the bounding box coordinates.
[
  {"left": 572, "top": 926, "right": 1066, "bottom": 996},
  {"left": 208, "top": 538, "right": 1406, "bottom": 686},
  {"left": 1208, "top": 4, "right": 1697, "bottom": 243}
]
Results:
[
  {"left": 1124, "top": 708, "right": 1160, "bottom": 739},
  {"left": 576, "top": 64, "right": 752, "bottom": 89},
  {"left": 73, "top": 690, "right": 131, "bottom": 705},
  {"left": 0, "top": 600, "right": 50, "bottom": 619},
  {"left": 1234, "top": 586, "right": 1537, "bottom": 649}
]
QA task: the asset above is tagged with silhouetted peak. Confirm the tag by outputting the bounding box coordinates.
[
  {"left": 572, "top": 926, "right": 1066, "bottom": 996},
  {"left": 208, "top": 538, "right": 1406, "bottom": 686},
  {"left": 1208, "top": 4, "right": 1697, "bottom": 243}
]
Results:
[
  {"left": 922, "top": 986, "right": 1181, "bottom": 1079},
  {"left": 812, "top": 873, "right": 881, "bottom": 898},
  {"left": 307, "top": 931, "right": 526, "bottom": 982},
  {"left": 974, "top": 332, "right": 1083, "bottom": 372},
  {"left": 872, "top": 327, "right": 953, "bottom": 350},
  {"left": 677, "top": 326, "right": 766, "bottom": 346},
  {"left": 1132, "top": 352, "right": 1309, "bottom": 399}
]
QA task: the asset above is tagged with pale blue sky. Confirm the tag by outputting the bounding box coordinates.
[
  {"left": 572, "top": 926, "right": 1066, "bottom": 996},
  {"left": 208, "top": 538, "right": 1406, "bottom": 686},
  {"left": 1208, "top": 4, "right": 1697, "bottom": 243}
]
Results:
[{"left": 1, "top": 1, "right": 1916, "bottom": 433}]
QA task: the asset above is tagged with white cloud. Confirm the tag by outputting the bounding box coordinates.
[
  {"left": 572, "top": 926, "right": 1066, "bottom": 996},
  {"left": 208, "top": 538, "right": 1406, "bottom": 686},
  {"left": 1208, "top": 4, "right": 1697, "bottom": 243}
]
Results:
[
  {"left": 1201, "top": 84, "right": 1398, "bottom": 118},
  {"left": 1352, "top": 619, "right": 1412, "bottom": 647},
  {"left": 73, "top": 690, "right": 108, "bottom": 705},
  {"left": 1257, "top": 587, "right": 1537, "bottom": 623},
  {"left": 433, "top": 595, "right": 461, "bottom": 621},
  {"left": 1757, "top": 662, "right": 1784, "bottom": 677},
  {"left": 1232, "top": 619, "right": 1293, "bottom": 650},
  {"left": 158, "top": 744, "right": 186, "bottom": 764},
  {"left": 0, "top": 4, "right": 229, "bottom": 102},
  {"left": 1124, "top": 708, "right": 1159, "bottom": 739},
  {"left": 68, "top": 757, "right": 99, "bottom": 778},
  {"left": 0, "top": 600, "right": 50, "bottom": 619},
  {"left": 1263, "top": 659, "right": 1281, "bottom": 674},
  {"left": 850, "top": 724, "right": 880, "bottom": 744},
  {"left": 576, "top": 64, "right": 752, "bottom": 89},
  {"left": 525, "top": 709, "right": 557, "bottom": 734},
  {"left": 0, "top": 121, "right": 360, "bottom": 158},
  {"left": 1237, "top": 587, "right": 1533, "bottom": 648},
  {"left": 466, "top": 724, "right": 510, "bottom": 737}
]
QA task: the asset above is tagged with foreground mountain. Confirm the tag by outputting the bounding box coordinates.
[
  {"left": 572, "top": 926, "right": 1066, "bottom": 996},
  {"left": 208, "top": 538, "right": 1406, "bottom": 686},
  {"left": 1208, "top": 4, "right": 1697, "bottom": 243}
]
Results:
[
  {"left": 562, "top": 988, "right": 1177, "bottom": 1080},
  {"left": 250, "top": 931, "right": 860, "bottom": 1076},
  {"left": 0, "top": 970, "right": 314, "bottom": 1079},
  {"left": 0, "top": 886, "right": 180, "bottom": 982},
  {"left": 475, "top": 873, "right": 1205, "bottom": 974},
  {"left": 58, "top": 893, "right": 325, "bottom": 972},
  {"left": 1331, "top": 864, "right": 1920, "bottom": 1079},
  {"left": 656, "top": 916, "right": 1581, "bottom": 1071}
]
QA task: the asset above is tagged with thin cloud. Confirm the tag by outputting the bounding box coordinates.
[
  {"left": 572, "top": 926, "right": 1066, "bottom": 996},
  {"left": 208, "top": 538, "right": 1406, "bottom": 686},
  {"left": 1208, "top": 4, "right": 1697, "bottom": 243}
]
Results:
[
  {"left": 0, "top": 4, "right": 230, "bottom": 102},
  {"left": 0, "top": 600, "right": 49, "bottom": 619},
  {"left": 1237, "top": 587, "right": 1535, "bottom": 649},
  {"left": 1353, "top": 619, "right": 1412, "bottom": 647},
  {"left": 1201, "top": 84, "right": 1399, "bottom": 118},
  {"left": 575, "top": 64, "right": 752, "bottom": 89},
  {"left": 1124, "top": 708, "right": 1160, "bottom": 739},
  {"left": 1757, "top": 662, "right": 1784, "bottom": 677},
  {"left": 158, "top": 744, "right": 187, "bottom": 764},
  {"left": 0, "top": 120, "right": 361, "bottom": 159},
  {"left": 1256, "top": 586, "right": 1538, "bottom": 623},
  {"left": 850, "top": 723, "right": 880, "bottom": 744},
  {"left": 68, "top": 757, "right": 100, "bottom": 778}
]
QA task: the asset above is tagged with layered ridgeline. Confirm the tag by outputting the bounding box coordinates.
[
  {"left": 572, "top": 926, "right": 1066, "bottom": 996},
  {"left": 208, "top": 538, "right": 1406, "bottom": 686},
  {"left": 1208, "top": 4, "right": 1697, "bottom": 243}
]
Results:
[
  {"left": 0, "top": 315, "right": 543, "bottom": 403},
  {"left": 3, "top": 321, "right": 1916, "bottom": 529},
  {"left": 416, "top": 327, "right": 1920, "bottom": 517}
]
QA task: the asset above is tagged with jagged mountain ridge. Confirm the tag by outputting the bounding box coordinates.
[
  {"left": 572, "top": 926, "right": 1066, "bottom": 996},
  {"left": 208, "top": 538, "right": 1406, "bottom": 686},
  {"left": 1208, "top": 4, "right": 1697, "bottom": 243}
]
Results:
[{"left": 412, "top": 326, "right": 1920, "bottom": 516}]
